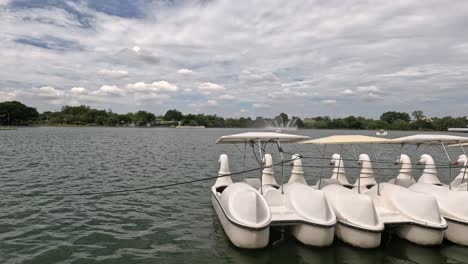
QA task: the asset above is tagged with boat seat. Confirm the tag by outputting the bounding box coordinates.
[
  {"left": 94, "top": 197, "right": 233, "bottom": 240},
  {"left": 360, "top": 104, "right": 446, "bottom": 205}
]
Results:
[{"left": 262, "top": 186, "right": 284, "bottom": 207}]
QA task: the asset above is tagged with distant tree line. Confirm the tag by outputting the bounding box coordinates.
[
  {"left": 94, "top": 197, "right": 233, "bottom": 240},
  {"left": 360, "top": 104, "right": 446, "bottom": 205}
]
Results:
[{"left": 0, "top": 101, "right": 466, "bottom": 131}]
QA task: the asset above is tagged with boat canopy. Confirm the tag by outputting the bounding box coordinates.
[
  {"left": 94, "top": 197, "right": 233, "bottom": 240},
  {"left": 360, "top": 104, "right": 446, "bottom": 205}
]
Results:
[
  {"left": 390, "top": 134, "right": 468, "bottom": 145},
  {"left": 216, "top": 132, "right": 310, "bottom": 144},
  {"left": 301, "top": 135, "right": 391, "bottom": 145}
]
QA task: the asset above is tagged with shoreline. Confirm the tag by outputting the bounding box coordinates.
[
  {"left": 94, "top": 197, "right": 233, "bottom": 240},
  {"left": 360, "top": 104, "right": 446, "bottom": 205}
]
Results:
[{"left": 1, "top": 125, "right": 456, "bottom": 132}]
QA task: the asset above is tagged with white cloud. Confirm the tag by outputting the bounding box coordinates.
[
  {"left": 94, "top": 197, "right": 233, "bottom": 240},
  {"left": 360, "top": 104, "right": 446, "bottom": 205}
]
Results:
[
  {"left": 2, "top": 1, "right": 468, "bottom": 116},
  {"left": 340, "top": 89, "right": 355, "bottom": 95},
  {"left": 321, "top": 99, "right": 337, "bottom": 105},
  {"left": 98, "top": 69, "right": 129, "bottom": 78},
  {"left": 198, "top": 82, "right": 225, "bottom": 93},
  {"left": 133, "top": 92, "right": 171, "bottom": 102},
  {"left": 218, "top": 94, "right": 236, "bottom": 100},
  {"left": 0, "top": 91, "right": 16, "bottom": 101},
  {"left": 239, "top": 69, "right": 279, "bottom": 83},
  {"left": 93, "top": 85, "right": 125, "bottom": 97},
  {"left": 177, "top": 68, "right": 194, "bottom": 75},
  {"left": 32, "top": 86, "right": 64, "bottom": 99},
  {"left": 356, "top": 86, "right": 381, "bottom": 93},
  {"left": 127, "top": 81, "right": 178, "bottom": 93},
  {"left": 70, "top": 87, "right": 89, "bottom": 95},
  {"left": 240, "top": 109, "right": 248, "bottom": 113},
  {"left": 207, "top": 99, "right": 218, "bottom": 106},
  {"left": 252, "top": 103, "right": 271, "bottom": 109},
  {"left": 361, "top": 93, "right": 383, "bottom": 102}
]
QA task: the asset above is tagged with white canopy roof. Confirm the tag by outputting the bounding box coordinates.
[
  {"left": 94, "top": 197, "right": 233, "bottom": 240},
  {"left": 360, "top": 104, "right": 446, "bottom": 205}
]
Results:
[
  {"left": 301, "top": 135, "right": 391, "bottom": 145},
  {"left": 216, "top": 132, "right": 309, "bottom": 144},
  {"left": 391, "top": 134, "right": 468, "bottom": 145}
]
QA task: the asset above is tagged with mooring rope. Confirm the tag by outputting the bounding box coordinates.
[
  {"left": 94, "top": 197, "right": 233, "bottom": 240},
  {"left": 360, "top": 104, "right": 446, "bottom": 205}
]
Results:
[
  {"left": 2, "top": 157, "right": 300, "bottom": 197},
  {"left": 1, "top": 153, "right": 462, "bottom": 198}
]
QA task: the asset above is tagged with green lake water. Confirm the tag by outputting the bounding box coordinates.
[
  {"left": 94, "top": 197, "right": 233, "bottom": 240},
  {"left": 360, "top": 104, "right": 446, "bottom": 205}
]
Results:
[{"left": 1, "top": 127, "right": 467, "bottom": 263}]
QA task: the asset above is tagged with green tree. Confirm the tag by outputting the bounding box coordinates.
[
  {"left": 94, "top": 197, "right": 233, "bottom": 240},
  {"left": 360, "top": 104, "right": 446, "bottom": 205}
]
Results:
[
  {"left": 0, "top": 101, "right": 39, "bottom": 125},
  {"left": 380, "top": 111, "right": 411, "bottom": 124},
  {"left": 134, "top": 111, "right": 155, "bottom": 126},
  {"left": 411, "top": 110, "right": 425, "bottom": 121},
  {"left": 188, "top": 120, "right": 199, "bottom": 126},
  {"left": 164, "top": 109, "right": 183, "bottom": 121}
]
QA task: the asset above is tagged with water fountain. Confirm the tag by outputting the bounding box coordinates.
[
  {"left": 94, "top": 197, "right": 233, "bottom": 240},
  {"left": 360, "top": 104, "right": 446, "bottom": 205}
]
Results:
[{"left": 262, "top": 115, "right": 299, "bottom": 131}]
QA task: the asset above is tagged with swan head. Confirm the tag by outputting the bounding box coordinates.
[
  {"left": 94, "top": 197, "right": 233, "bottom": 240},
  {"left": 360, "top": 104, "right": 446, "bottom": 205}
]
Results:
[
  {"left": 457, "top": 154, "right": 467, "bottom": 165},
  {"left": 291, "top": 153, "right": 302, "bottom": 166},
  {"left": 395, "top": 154, "right": 411, "bottom": 166},
  {"left": 418, "top": 154, "right": 433, "bottom": 165},
  {"left": 262, "top": 154, "right": 274, "bottom": 174},
  {"left": 357, "top": 153, "right": 371, "bottom": 166},
  {"left": 217, "top": 153, "right": 231, "bottom": 177},
  {"left": 290, "top": 153, "right": 304, "bottom": 175},
  {"left": 330, "top": 153, "right": 342, "bottom": 166}
]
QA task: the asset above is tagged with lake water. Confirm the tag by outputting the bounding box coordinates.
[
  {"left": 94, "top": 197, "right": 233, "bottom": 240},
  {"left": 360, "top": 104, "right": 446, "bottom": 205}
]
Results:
[{"left": 1, "top": 127, "right": 468, "bottom": 264}]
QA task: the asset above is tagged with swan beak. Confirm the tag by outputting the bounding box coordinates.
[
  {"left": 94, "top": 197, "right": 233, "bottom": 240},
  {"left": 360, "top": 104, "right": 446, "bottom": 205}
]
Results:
[
  {"left": 453, "top": 162, "right": 460, "bottom": 166},
  {"left": 394, "top": 162, "right": 399, "bottom": 165},
  {"left": 329, "top": 162, "right": 334, "bottom": 166}
]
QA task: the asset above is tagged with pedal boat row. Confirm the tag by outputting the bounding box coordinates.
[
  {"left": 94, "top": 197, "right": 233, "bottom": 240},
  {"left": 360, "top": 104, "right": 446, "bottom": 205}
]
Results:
[{"left": 211, "top": 132, "right": 468, "bottom": 249}]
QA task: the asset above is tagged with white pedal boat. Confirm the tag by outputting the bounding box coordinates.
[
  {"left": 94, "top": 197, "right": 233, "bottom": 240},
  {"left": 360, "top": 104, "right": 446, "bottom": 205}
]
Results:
[
  {"left": 388, "top": 134, "right": 468, "bottom": 246},
  {"left": 395, "top": 154, "right": 468, "bottom": 246},
  {"left": 212, "top": 154, "right": 271, "bottom": 249},
  {"left": 261, "top": 153, "right": 336, "bottom": 247},
  {"left": 212, "top": 131, "right": 337, "bottom": 248},
  {"left": 299, "top": 136, "right": 391, "bottom": 248},
  {"left": 315, "top": 154, "right": 384, "bottom": 248},
  {"left": 355, "top": 153, "right": 447, "bottom": 245}
]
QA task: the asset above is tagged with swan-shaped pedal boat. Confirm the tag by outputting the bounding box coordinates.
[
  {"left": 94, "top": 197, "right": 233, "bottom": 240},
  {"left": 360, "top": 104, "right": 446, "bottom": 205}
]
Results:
[
  {"left": 211, "top": 154, "right": 271, "bottom": 248},
  {"left": 314, "top": 154, "right": 384, "bottom": 248},
  {"left": 394, "top": 154, "right": 468, "bottom": 246},
  {"left": 261, "top": 154, "right": 336, "bottom": 247},
  {"left": 355, "top": 154, "right": 447, "bottom": 246}
]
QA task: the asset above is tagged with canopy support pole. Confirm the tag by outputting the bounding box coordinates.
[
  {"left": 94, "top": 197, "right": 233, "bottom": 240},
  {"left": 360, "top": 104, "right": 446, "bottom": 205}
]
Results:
[
  {"left": 372, "top": 144, "right": 382, "bottom": 195},
  {"left": 336, "top": 144, "right": 344, "bottom": 189},
  {"left": 277, "top": 139, "right": 285, "bottom": 194},
  {"left": 242, "top": 142, "right": 247, "bottom": 181},
  {"left": 413, "top": 144, "right": 420, "bottom": 180},
  {"left": 441, "top": 141, "right": 453, "bottom": 190},
  {"left": 318, "top": 145, "right": 327, "bottom": 190},
  {"left": 460, "top": 143, "right": 468, "bottom": 191},
  {"left": 395, "top": 144, "right": 404, "bottom": 186}
]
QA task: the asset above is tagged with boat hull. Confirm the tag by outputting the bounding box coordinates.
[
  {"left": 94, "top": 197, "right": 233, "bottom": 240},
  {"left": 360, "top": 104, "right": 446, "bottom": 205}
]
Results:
[
  {"left": 396, "top": 225, "right": 444, "bottom": 246},
  {"left": 290, "top": 223, "right": 334, "bottom": 247},
  {"left": 212, "top": 195, "right": 269, "bottom": 249},
  {"left": 445, "top": 218, "right": 468, "bottom": 246},
  {"left": 335, "top": 221, "right": 381, "bottom": 248}
]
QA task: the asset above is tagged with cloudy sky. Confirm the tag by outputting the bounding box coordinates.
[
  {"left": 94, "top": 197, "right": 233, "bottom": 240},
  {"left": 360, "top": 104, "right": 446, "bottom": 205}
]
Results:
[{"left": 1, "top": 0, "right": 468, "bottom": 118}]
